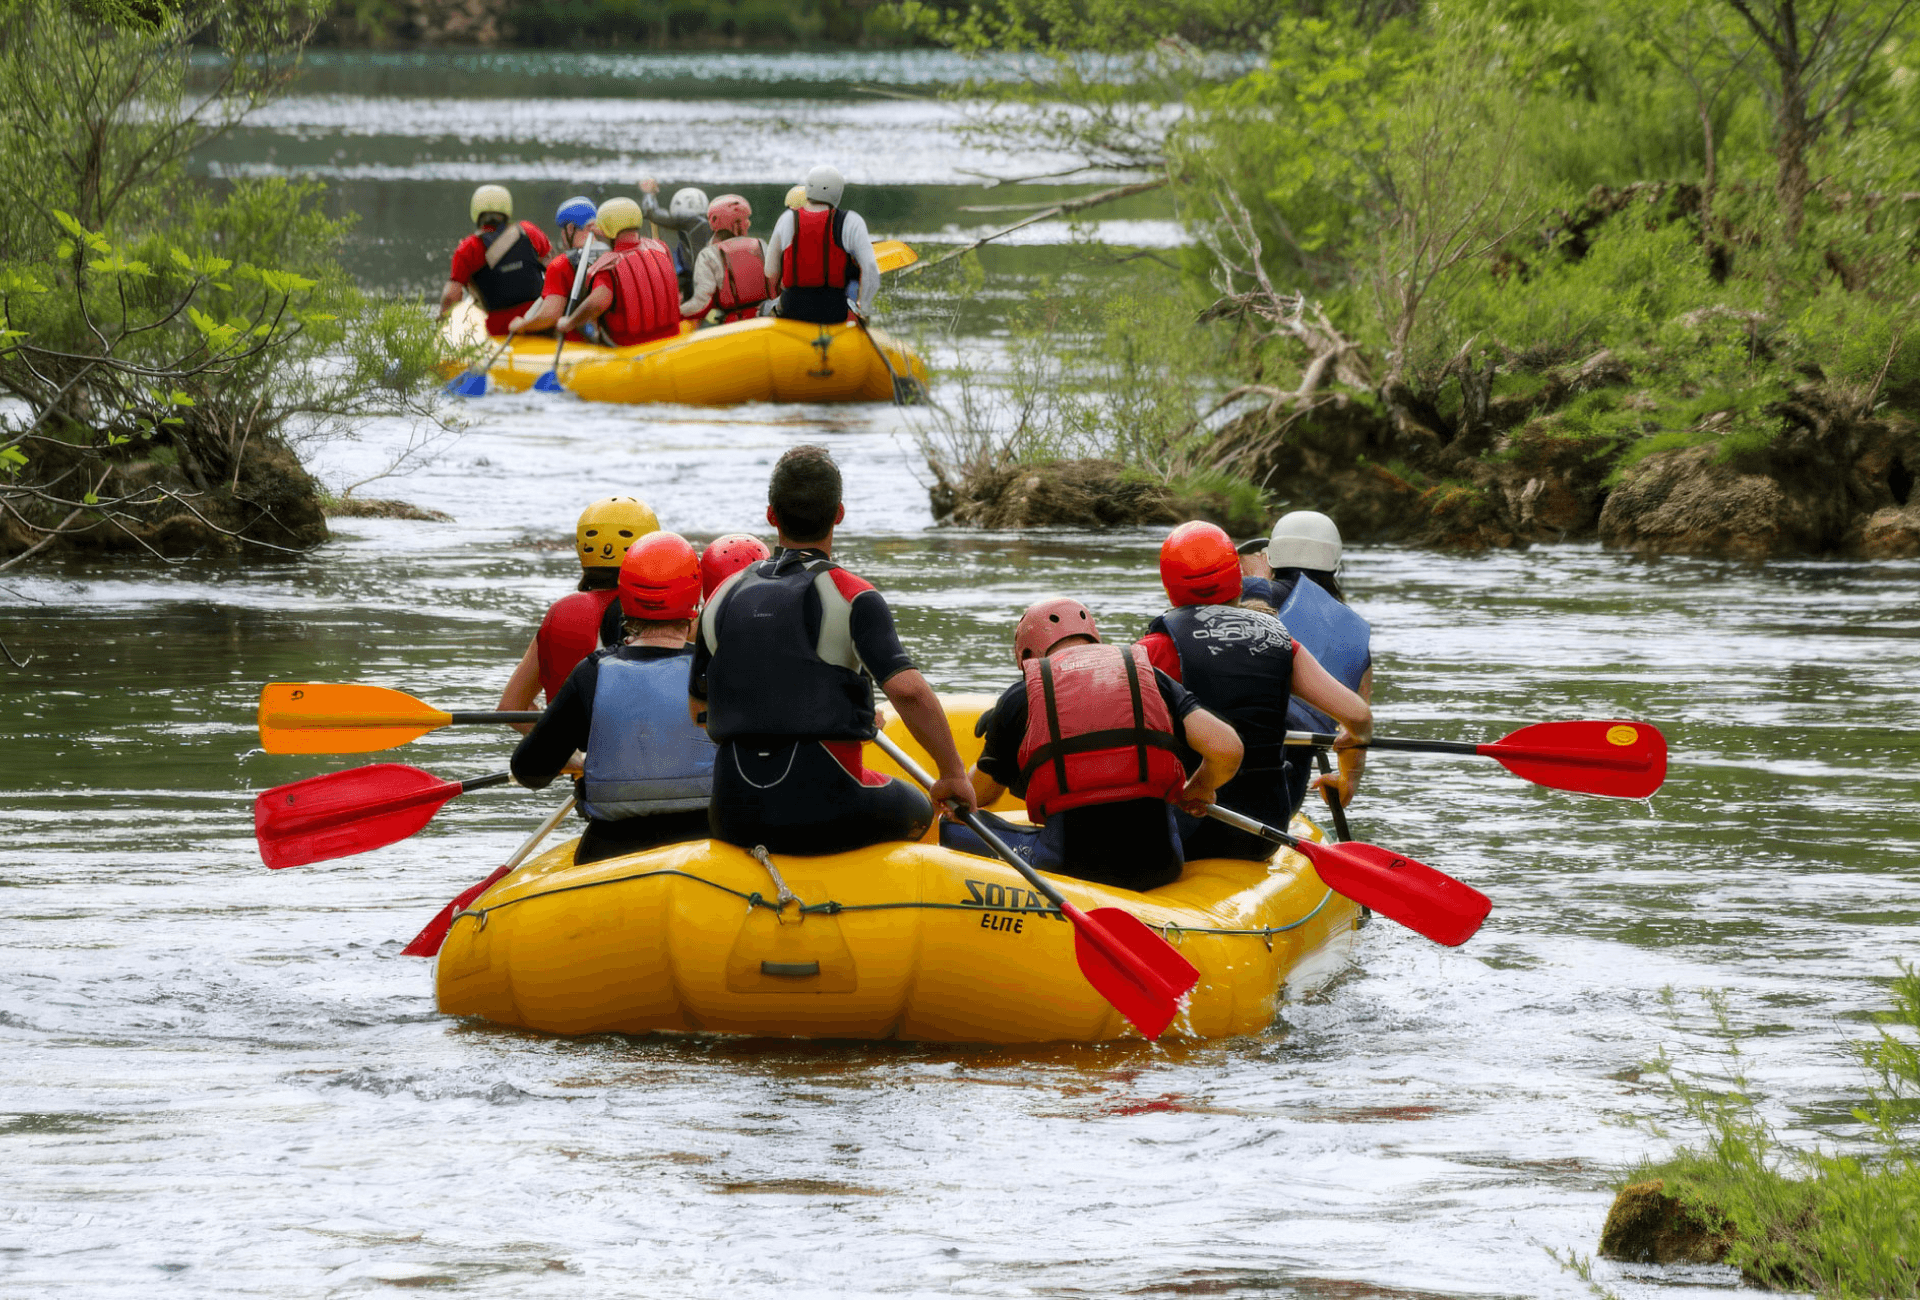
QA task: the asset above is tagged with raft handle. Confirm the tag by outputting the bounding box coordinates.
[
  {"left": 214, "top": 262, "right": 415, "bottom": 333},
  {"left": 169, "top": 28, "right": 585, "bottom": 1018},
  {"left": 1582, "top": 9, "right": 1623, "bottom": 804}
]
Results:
[{"left": 760, "top": 961, "right": 821, "bottom": 978}]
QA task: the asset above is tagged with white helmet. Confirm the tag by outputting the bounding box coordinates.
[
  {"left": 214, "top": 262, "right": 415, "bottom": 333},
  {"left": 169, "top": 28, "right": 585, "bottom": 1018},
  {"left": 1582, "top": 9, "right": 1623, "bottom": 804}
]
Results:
[
  {"left": 1265, "top": 510, "right": 1343, "bottom": 571},
  {"left": 804, "top": 164, "right": 845, "bottom": 208},
  {"left": 668, "top": 187, "right": 710, "bottom": 223},
  {"left": 470, "top": 183, "right": 512, "bottom": 225}
]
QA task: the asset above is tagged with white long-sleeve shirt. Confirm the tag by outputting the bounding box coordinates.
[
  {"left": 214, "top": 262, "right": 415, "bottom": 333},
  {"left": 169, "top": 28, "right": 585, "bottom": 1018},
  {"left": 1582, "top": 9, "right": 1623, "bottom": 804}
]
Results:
[{"left": 763, "top": 206, "right": 879, "bottom": 316}]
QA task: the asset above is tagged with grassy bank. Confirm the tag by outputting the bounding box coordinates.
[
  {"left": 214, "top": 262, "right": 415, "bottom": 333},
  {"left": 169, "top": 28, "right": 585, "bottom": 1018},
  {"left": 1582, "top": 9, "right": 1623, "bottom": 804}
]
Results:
[
  {"left": 1593, "top": 967, "right": 1920, "bottom": 1296},
  {"left": 318, "top": 0, "right": 914, "bottom": 48}
]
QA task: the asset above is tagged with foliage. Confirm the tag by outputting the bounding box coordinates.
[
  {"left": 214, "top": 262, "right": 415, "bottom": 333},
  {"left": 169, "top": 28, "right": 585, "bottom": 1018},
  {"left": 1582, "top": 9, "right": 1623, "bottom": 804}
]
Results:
[
  {"left": 900, "top": 0, "right": 1920, "bottom": 525},
  {"left": 0, "top": 0, "right": 451, "bottom": 562},
  {"left": 1627, "top": 969, "right": 1920, "bottom": 1297},
  {"left": 322, "top": 0, "right": 915, "bottom": 48}
]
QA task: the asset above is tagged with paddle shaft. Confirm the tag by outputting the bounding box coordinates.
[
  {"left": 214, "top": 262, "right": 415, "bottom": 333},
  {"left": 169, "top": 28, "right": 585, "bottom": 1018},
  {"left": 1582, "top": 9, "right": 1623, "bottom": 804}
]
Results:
[
  {"left": 1206, "top": 803, "right": 1304, "bottom": 850},
  {"left": 547, "top": 235, "right": 601, "bottom": 372},
  {"left": 852, "top": 314, "right": 913, "bottom": 407},
  {"left": 343, "top": 770, "right": 511, "bottom": 826},
  {"left": 870, "top": 732, "right": 1072, "bottom": 913},
  {"left": 1314, "top": 748, "right": 1352, "bottom": 843},
  {"left": 1286, "top": 730, "right": 1649, "bottom": 771}
]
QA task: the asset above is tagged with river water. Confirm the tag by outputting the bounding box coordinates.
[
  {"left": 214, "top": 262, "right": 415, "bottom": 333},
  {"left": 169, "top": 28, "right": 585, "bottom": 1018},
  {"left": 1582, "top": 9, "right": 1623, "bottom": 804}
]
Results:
[{"left": 5, "top": 51, "right": 1919, "bottom": 1300}]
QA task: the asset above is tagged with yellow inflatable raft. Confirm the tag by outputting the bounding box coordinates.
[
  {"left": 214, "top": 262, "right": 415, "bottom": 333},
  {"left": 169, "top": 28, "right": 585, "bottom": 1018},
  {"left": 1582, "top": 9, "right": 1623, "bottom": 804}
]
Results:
[
  {"left": 434, "top": 701, "right": 1362, "bottom": 1043},
  {"left": 439, "top": 300, "right": 926, "bottom": 405}
]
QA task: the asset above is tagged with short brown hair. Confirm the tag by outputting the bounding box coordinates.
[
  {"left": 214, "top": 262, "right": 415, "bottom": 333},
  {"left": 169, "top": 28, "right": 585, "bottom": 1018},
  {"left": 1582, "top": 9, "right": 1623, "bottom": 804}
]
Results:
[
  {"left": 768, "top": 444, "right": 841, "bottom": 543},
  {"left": 623, "top": 616, "right": 694, "bottom": 640}
]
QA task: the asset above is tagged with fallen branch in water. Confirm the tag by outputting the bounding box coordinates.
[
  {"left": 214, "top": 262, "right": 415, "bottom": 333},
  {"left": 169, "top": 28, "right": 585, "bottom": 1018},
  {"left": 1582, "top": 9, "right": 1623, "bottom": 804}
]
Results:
[{"left": 902, "top": 178, "right": 1169, "bottom": 275}]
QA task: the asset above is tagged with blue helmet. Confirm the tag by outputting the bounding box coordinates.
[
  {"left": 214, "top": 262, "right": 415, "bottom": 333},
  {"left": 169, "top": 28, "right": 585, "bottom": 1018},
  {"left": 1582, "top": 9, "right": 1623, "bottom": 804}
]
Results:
[{"left": 555, "top": 195, "right": 597, "bottom": 229}]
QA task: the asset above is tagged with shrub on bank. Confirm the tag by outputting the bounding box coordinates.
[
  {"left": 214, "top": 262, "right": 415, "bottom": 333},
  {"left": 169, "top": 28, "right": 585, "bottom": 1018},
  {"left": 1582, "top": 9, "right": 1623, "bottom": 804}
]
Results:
[{"left": 1600, "top": 969, "right": 1920, "bottom": 1296}]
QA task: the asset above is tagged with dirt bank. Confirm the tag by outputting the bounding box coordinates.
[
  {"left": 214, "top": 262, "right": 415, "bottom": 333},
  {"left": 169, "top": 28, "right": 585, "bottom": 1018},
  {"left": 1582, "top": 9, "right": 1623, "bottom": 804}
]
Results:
[
  {"left": 0, "top": 436, "right": 330, "bottom": 565},
  {"left": 1203, "top": 357, "right": 1920, "bottom": 559},
  {"left": 928, "top": 459, "right": 1270, "bottom": 536}
]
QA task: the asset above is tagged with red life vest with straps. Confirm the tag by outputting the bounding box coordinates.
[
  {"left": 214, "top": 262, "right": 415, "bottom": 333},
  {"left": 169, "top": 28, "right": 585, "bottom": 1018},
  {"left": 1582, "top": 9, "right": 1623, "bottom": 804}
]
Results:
[
  {"left": 589, "top": 236, "right": 680, "bottom": 346},
  {"left": 712, "top": 236, "right": 771, "bottom": 322},
  {"left": 535, "top": 588, "right": 619, "bottom": 702},
  {"left": 1016, "top": 642, "right": 1188, "bottom": 823},
  {"left": 782, "top": 207, "right": 849, "bottom": 289}
]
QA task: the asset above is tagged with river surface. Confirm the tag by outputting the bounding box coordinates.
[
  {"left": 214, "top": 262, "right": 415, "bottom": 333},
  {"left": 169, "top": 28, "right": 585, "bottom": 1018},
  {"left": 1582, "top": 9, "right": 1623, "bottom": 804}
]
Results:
[{"left": 5, "top": 50, "right": 1920, "bottom": 1300}]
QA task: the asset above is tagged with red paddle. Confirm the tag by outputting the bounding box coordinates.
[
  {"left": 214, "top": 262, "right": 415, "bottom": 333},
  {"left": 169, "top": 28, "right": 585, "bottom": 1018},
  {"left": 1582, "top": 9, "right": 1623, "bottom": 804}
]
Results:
[
  {"left": 872, "top": 732, "right": 1199, "bottom": 1040},
  {"left": 254, "top": 764, "right": 513, "bottom": 870},
  {"left": 401, "top": 797, "right": 578, "bottom": 957},
  {"left": 1287, "top": 719, "right": 1667, "bottom": 799},
  {"left": 1204, "top": 805, "right": 1490, "bottom": 947}
]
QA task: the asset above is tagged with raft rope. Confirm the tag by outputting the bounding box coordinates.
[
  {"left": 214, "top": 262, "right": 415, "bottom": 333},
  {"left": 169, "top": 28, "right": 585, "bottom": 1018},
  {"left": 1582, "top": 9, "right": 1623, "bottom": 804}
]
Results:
[{"left": 451, "top": 860, "right": 1341, "bottom": 947}]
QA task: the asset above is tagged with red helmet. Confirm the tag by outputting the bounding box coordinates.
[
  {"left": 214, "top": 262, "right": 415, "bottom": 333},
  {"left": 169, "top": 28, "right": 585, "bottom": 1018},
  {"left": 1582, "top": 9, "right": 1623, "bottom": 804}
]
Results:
[
  {"left": 1160, "top": 521, "right": 1240, "bottom": 607},
  {"left": 618, "top": 531, "right": 702, "bottom": 620},
  {"left": 707, "top": 193, "right": 752, "bottom": 236},
  {"left": 699, "top": 533, "right": 771, "bottom": 597},
  {"left": 1013, "top": 597, "right": 1099, "bottom": 665}
]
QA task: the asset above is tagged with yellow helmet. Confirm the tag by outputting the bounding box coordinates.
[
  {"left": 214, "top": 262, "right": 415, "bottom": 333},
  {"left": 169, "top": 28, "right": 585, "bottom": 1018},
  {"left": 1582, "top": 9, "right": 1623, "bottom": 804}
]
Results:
[
  {"left": 470, "top": 184, "right": 513, "bottom": 224},
  {"left": 577, "top": 495, "right": 660, "bottom": 568},
  {"left": 784, "top": 184, "right": 807, "bottom": 211},
  {"left": 596, "top": 196, "right": 644, "bottom": 239}
]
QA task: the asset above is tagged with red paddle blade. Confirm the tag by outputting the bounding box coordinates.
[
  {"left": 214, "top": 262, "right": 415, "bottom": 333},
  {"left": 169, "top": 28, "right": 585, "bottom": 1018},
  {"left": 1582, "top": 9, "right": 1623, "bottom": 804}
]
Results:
[
  {"left": 1064, "top": 903, "right": 1201, "bottom": 1041},
  {"left": 254, "top": 763, "right": 463, "bottom": 870},
  {"left": 401, "top": 863, "right": 514, "bottom": 957},
  {"left": 1295, "top": 839, "right": 1491, "bottom": 947},
  {"left": 1483, "top": 720, "right": 1667, "bottom": 799}
]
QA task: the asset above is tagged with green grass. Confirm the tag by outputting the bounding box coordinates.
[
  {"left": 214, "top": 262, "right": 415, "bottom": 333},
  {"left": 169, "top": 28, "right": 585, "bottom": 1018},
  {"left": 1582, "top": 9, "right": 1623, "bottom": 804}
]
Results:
[{"left": 1621, "top": 967, "right": 1920, "bottom": 1297}]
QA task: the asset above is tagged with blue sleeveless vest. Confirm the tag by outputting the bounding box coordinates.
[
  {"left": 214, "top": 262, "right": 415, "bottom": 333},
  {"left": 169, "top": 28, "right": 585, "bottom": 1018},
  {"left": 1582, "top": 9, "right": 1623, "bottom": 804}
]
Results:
[
  {"left": 581, "top": 651, "right": 716, "bottom": 821},
  {"left": 1275, "top": 577, "right": 1371, "bottom": 733}
]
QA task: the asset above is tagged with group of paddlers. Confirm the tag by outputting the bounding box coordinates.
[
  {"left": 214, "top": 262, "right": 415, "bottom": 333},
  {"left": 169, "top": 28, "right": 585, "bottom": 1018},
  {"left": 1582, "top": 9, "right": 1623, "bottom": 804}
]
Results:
[
  {"left": 434, "top": 164, "right": 880, "bottom": 349},
  {"left": 501, "top": 445, "right": 1375, "bottom": 893}
]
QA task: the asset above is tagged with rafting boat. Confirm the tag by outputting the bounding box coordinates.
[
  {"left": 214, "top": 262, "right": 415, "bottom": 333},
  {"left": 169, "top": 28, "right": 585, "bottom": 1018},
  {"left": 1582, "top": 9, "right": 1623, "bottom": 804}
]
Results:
[
  {"left": 434, "top": 699, "right": 1363, "bottom": 1042},
  {"left": 439, "top": 300, "right": 926, "bottom": 404}
]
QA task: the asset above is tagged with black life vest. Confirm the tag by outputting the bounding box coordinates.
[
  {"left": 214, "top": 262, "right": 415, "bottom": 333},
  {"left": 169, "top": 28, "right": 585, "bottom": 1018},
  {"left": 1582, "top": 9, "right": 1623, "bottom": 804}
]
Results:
[
  {"left": 468, "top": 223, "right": 545, "bottom": 312},
  {"left": 779, "top": 207, "right": 855, "bottom": 324},
  {"left": 1146, "top": 604, "right": 1295, "bottom": 768},
  {"left": 699, "top": 553, "right": 876, "bottom": 743}
]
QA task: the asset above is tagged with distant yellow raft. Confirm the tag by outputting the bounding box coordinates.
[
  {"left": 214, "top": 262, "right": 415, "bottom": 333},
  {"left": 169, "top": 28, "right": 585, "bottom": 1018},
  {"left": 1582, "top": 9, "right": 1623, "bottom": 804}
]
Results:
[
  {"left": 434, "top": 702, "right": 1361, "bottom": 1043},
  {"left": 438, "top": 300, "right": 926, "bottom": 405}
]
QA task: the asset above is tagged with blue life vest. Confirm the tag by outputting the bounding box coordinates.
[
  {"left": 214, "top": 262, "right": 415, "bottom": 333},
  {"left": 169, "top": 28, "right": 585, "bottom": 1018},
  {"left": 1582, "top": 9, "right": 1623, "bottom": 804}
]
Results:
[
  {"left": 699, "top": 553, "right": 876, "bottom": 743},
  {"left": 1275, "top": 576, "right": 1371, "bottom": 734},
  {"left": 581, "top": 650, "right": 716, "bottom": 821},
  {"left": 1145, "top": 604, "right": 1294, "bottom": 768}
]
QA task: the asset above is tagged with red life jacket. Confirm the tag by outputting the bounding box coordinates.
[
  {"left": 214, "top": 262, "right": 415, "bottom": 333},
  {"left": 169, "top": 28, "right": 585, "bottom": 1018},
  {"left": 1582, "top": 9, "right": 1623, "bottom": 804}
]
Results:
[
  {"left": 782, "top": 207, "right": 849, "bottom": 290},
  {"left": 712, "top": 236, "right": 771, "bottom": 322},
  {"left": 1016, "top": 642, "right": 1188, "bottom": 823},
  {"left": 535, "top": 588, "right": 619, "bottom": 702},
  {"left": 590, "top": 236, "right": 680, "bottom": 346}
]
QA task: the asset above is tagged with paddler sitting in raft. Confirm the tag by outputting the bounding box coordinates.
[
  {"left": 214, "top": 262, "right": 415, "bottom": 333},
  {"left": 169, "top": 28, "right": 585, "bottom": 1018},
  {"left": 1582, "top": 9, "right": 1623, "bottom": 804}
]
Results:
[
  {"left": 680, "top": 194, "right": 772, "bottom": 326},
  {"left": 437, "top": 184, "right": 552, "bottom": 335},
  {"left": 553, "top": 198, "right": 683, "bottom": 347},
  {"left": 497, "top": 495, "right": 658, "bottom": 725},
  {"left": 596, "top": 531, "right": 771, "bottom": 651},
  {"left": 940, "top": 597, "right": 1244, "bottom": 892},
  {"left": 638, "top": 179, "right": 714, "bottom": 299},
  {"left": 762, "top": 164, "right": 881, "bottom": 325},
  {"left": 690, "top": 444, "right": 974, "bottom": 854},
  {"left": 1238, "top": 510, "right": 1375, "bottom": 816},
  {"left": 503, "top": 195, "right": 601, "bottom": 341},
  {"left": 1139, "top": 522, "right": 1371, "bottom": 863},
  {"left": 511, "top": 533, "right": 717, "bottom": 865}
]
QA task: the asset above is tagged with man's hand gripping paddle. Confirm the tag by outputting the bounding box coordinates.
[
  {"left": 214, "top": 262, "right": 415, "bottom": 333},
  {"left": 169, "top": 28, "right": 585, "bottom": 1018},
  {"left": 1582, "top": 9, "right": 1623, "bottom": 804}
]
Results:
[{"left": 871, "top": 732, "right": 1198, "bottom": 1041}]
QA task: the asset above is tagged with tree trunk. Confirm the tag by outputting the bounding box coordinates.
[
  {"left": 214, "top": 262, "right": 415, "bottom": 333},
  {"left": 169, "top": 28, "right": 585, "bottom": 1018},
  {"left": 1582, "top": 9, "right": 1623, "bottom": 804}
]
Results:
[{"left": 1774, "top": 59, "right": 1812, "bottom": 244}]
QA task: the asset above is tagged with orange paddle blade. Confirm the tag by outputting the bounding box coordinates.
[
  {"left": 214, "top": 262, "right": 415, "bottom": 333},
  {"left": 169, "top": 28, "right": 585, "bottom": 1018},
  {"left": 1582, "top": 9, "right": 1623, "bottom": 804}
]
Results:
[
  {"left": 258, "top": 682, "right": 451, "bottom": 755},
  {"left": 873, "top": 240, "right": 917, "bottom": 273}
]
